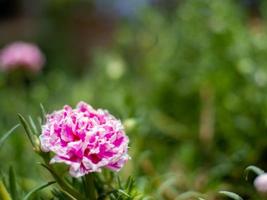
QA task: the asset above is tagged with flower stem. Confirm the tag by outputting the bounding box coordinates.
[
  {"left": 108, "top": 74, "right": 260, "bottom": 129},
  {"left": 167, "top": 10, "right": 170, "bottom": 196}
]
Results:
[
  {"left": 40, "top": 152, "right": 86, "bottom": 200},
  {"left": 85, "top": 173, "right": 96, "bottom": 200},
  {"left": 41, "top": 163, "right": 86, "bottom": 200}
]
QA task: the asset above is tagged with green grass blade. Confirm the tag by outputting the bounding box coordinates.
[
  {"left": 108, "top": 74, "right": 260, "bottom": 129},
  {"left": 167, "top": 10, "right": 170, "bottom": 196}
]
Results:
[
  {"left": 0, "top": 124, "right": 20, "bottom": 148},
  {"left": 22, "top": 181, "right": 55, "bottom": 200}
]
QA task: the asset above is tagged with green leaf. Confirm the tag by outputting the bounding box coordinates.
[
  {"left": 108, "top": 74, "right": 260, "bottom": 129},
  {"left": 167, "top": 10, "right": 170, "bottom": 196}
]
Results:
[
  {"left": 40, "top": 103, "right": 46, "bottom": 124},
  {"left": 0, "top": 170, "right": 4, "bottom": 180},
  {"left": 125, "top": 176, "right": 135, "bottom": 193},
  {"left": 37, "top": 117, "right": 43, "bottom": 135},
  {"left": 0, "top": 124, "right": 20, "bottom": 148},
  {"left": 61, "top": 190, "right": 78, "bottom": 200},
  {"left": 9, "top": 166, "right": 17, "bottom": 200},
  {"left": 0, "top": 180, "right": 12, "bottom": 200},
  {"left": 116, "top": 175, "right": 122, "bottom": 189},
  {"left": 18, "top": 114, "right": 34, "bottom": 147},
  {"left": 52, "top": 188, "right": 79, "bottom": 200},
  {"left": 219, "top": 191, "right": 243, "bottom": 200},
  {"left": 28, "top": 116, "right": 38, "bottom": 135},
  {"left": 0, "top": 171, "right": 7, "bottom": 190},
  {"left": 22, "top": 181, "right": 55, "bottom": 200},
  {"left": 244, "top": 165, "right": 264, "bottom": 180},
  {"left": 117, "top": 189, "right": 130, "bottom": 197}
]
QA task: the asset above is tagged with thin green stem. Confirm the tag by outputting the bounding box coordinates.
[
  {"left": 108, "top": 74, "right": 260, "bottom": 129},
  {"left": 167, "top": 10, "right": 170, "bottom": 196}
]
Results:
[
  {"left": 41, "top": 163, "right": 85, "bottom": 200},
  {"left": 84, "top": 173, "right": 96, "bottom": 200},
  {"left": 40, "top": 152, "right": 86, "bottom": 200}
]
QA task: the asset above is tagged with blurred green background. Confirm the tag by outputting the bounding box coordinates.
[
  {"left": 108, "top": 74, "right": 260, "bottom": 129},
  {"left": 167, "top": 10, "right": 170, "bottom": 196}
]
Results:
[{"left": 1, "top": 0, "right": 267, "bottom": 199}]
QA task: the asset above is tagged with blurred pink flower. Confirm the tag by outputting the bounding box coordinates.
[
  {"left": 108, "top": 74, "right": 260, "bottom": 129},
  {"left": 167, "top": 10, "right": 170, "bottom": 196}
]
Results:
[
  {"left": 254, "top": 173, "right": 267, "bottom": 193},
  {"left": 39, "top": 101, "right": 130, "bottom": 177},
  {"left": 0, "top": 41, "right": 45, "bottom": 72}
]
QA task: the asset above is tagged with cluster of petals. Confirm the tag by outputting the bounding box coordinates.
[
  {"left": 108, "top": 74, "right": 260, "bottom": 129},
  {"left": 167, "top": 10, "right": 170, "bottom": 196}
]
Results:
[
  {"left": 254, "top": 173, "right": 267, "bottom": 193},
  {"left": 0, "top": 41, "right": 45, "bottom": 72},
  {"left": 39, "top": 101, "right": 130, "bottom": 177}
]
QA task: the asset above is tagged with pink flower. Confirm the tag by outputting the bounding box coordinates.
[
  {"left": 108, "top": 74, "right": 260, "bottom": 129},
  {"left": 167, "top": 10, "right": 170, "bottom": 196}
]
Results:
[
  {"left": 254, "top": 173, "right": 267, "bottom": 193},
  {"left": 0, "top": 41, "right": 45, "bottom": 72},
  {"left": 39, "top": 102, "right": 130, "bottom": 177}
]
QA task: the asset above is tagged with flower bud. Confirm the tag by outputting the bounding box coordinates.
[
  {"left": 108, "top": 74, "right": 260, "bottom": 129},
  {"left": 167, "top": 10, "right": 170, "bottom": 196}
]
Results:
[
  {"left": 254, "top": 173, "right": 267, "bottom": 193},
  {"left": 123, "top": 118, "right": 137, "bottom": 132},
  {"left": 0, "top": 41, "right": 45, "bottom": 73},
  {"left": 106, "top": 56, "right": 125, "bottom": 80}
]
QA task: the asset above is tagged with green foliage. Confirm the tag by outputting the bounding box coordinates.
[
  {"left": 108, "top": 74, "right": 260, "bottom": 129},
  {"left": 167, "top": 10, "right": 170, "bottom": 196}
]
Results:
[
  {"left": 17, "top": 113, "right": 149, "bottom": 199},
  {"left": 1, "top": 0, "right": 267, "bottom": 199},
  {"left": 0, "top": 165, "right": 54, "bottom": 200}
]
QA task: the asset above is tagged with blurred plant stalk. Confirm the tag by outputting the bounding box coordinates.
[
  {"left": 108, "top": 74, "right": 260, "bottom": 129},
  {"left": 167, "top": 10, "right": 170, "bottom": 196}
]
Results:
[{"left": 199, "top": 86, "right": 215, "bottom": 146}]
